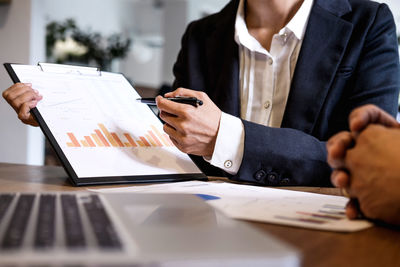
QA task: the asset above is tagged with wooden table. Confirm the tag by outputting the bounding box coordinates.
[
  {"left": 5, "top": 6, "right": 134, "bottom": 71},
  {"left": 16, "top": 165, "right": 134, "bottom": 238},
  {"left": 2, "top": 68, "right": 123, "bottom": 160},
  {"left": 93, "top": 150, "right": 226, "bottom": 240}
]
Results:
[{"left": 1, "top": 162, "right": 399, "bottom": 267}]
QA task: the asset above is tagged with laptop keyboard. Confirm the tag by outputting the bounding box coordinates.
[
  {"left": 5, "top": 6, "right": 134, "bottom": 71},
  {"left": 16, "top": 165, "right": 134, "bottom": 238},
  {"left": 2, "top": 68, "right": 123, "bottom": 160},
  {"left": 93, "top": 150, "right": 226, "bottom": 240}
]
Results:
[
  {"left": 83, "top": 195, "right": 122, "bottom": 249},
  {"left": 61, "top": 194, "right": 86, "bottom": 249},
  {"left": 2, "top": 194, "right": 34, "bottom": 249},
  {"left": 35, "top": 194, "right": 56, "bottom": 248},
  {"left": 0, "top": 193, "right": 122, "bottom": 251}
]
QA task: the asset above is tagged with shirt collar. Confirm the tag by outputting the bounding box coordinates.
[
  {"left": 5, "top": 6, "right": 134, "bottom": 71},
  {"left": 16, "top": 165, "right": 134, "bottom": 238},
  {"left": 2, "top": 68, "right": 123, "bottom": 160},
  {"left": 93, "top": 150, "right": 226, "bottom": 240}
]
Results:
[
  {"left": 235, "top": 0, "right": 314, "bottom": 49},
  {"left": 286, "top": 0, "right": 314, "bottom": 40}
]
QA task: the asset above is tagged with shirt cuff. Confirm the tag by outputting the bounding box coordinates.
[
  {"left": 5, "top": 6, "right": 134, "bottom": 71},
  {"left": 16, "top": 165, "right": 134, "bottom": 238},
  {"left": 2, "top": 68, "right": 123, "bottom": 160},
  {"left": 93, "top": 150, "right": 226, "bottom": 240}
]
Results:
[{"left": 203, "top": 112, "right": 244, "bottom": 175}]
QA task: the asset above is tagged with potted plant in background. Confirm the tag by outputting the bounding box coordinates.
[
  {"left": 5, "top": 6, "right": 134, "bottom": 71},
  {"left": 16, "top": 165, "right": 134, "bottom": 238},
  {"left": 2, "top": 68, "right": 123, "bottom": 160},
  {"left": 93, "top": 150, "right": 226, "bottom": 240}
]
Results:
[{"left": 46, "top": 18, "right": 131, "bottom": 71}]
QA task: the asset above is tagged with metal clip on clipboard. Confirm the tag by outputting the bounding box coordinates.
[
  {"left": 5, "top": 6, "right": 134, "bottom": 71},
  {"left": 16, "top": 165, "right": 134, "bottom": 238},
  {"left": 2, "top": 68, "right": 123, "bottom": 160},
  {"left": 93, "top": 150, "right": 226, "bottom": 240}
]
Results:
[{"left": 38, "top": 63, "right": 101, "bottom": 76}]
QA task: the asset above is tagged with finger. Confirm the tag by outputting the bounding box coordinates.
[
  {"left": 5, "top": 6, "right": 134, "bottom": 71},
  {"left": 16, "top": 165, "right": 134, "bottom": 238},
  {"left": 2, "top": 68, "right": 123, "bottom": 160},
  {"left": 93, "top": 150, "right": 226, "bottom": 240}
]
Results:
[
  {"left": 10, "top": 90, "right": 42, "bottom": 111},
  {"left": 345, "top": 199, "right": 360, "bottom": 220},
  {"left": 156, "top": 95, "right": 194, "bottom": 117},
  {"left": 326, "top": 131, "right": 354, "bottom": 168},
  {"left": 331, "top": 169, "right": 350, "bottom": 188},
  {"left": 2, "top": 83, "right": 32, "bottom": 97},
  {"left": 159, "top": 111, "right": 181, "bottom": 130},
  {"left": 163, "top": 123, "right": 183, "bottom": 145},
  {"left": 18, "top": 101, "right": 38, "bottom": 126},
  {"left": 349, "top": 104, "right": 399, "bottom": 134},
  {"left": 3, "top": 83, "right": 35, "bottom": 103},
  {"left": 164, "top": 87, "right": 201, "bottom": 98}
]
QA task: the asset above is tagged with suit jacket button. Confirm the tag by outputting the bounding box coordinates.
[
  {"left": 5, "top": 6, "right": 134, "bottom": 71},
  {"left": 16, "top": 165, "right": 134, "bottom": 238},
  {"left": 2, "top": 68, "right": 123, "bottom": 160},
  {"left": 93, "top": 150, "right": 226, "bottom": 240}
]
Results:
[
  {"left": 267, "top": 173, "right": 278, "bottom": 183},
  {"left": 280, "top": 178, "right": 290, "bottom": 185},
  {"left": 254, "top": 170, "right": 266, "bottom": 181}
]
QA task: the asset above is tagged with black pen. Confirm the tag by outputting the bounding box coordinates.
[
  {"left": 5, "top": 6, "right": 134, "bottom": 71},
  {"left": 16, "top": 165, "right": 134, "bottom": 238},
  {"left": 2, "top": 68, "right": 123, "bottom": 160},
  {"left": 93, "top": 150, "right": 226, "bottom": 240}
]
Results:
[{"left": 136, "top": 97, "right": 203, "bottom": 107}]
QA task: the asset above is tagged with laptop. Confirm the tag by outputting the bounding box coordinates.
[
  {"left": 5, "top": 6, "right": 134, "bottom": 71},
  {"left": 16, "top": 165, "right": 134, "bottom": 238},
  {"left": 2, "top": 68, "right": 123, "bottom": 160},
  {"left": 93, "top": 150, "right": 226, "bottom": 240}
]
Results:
[{"left": 0, "top": 192, "right": 299, "bottom": 266}]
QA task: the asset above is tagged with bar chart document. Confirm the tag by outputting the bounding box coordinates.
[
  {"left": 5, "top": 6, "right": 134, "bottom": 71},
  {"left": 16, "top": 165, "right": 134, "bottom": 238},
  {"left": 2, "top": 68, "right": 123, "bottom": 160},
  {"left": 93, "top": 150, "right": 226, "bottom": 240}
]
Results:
[{"left": 4, "top": 63, "right": 205, "bottom": 185}]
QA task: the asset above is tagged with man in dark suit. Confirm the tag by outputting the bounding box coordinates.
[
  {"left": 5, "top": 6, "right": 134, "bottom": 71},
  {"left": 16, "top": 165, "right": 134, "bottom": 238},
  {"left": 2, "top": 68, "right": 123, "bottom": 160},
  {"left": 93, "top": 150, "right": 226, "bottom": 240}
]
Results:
[{"left": 156, "top": 0, "right": 400, "bottom": 186}]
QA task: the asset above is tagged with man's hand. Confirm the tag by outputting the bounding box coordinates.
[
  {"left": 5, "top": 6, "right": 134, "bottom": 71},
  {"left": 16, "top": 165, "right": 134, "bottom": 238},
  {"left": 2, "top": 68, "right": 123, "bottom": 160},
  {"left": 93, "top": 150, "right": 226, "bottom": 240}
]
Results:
[
  {"left": 345, "top": 125, "right": 400, "bottom": 225},
  {"left": 349, "top": 104, "right": 399, "bottom": 134},
  {"left": 327, "top": 104, "right": 400, "bottom": 224},
  {"left": 2, "top": 83, "right": 42, "bottom": 126},
  {"left": 327, "top": 104, "right": 400, "bottom": 191},
  {"left": 156, "top": 88, "right": 222, "bottom": 157}
]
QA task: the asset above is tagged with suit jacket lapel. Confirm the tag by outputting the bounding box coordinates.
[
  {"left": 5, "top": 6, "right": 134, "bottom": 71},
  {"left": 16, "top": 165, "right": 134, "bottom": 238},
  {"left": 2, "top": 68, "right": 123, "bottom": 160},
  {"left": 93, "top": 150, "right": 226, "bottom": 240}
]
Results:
[
  {"left": 281, "top": 0, "right": 353, "bottom": 133},
  {"left": 205, "top": 0, "right": 241, "bottom": 117}
]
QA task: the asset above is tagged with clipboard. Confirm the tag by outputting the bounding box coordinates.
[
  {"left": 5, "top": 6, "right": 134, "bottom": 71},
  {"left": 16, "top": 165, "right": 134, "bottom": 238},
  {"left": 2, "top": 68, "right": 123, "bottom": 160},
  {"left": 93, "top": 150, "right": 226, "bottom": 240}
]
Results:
[{"left": 4, "top": 63, "right": 207, "bottom": 186}]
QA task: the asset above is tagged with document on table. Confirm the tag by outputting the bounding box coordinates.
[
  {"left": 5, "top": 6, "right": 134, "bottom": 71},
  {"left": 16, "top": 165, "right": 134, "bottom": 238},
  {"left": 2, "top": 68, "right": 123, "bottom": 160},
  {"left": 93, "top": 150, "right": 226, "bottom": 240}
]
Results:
[{"left": 90, "top": 181, "right": 373, "bottom": 232}]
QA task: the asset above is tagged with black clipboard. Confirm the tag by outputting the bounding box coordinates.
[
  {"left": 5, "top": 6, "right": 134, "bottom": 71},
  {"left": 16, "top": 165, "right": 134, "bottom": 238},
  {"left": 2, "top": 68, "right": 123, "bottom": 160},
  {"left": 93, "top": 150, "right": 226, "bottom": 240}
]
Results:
[{"left": 4, "top": 63, "right": 207, "bottom": 186}]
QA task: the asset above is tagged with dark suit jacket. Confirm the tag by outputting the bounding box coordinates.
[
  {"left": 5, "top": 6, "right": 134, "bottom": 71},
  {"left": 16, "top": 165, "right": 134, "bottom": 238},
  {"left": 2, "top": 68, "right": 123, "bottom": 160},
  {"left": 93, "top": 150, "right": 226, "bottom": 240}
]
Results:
[{"left": 172, "top": 0, "right": 400, "bottom": 186}]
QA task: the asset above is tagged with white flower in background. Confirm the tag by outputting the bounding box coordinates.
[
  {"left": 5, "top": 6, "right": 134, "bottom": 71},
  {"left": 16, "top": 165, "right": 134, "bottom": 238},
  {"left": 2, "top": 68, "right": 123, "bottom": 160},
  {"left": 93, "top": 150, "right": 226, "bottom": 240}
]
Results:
[{"left": 53, "top": 37, "right": 88, "bottom": 61}]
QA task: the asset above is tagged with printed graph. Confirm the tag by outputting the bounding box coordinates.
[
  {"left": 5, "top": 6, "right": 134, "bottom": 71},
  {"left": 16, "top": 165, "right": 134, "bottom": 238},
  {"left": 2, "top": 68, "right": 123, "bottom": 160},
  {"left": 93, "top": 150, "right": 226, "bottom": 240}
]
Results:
[
  {"left": 274, "top": 204, "right": 346, "bottom": 225},
  {"left": 66, "top": 123, "right": 174, "bottom": 148}
]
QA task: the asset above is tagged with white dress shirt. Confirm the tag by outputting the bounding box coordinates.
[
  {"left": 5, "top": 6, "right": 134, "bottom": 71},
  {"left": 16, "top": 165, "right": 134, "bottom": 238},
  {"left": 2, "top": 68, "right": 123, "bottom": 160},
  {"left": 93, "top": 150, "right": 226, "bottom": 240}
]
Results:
[{"left": 205, "top": 0, "right": 314, "bottom": 174}]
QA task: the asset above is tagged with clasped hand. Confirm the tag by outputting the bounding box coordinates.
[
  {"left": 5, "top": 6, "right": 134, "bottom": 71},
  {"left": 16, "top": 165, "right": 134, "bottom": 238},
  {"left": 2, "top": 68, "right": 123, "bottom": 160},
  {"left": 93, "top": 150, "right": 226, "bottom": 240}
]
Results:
[{"left": 326, "top": 104, "right": 400, "bottom": 225}]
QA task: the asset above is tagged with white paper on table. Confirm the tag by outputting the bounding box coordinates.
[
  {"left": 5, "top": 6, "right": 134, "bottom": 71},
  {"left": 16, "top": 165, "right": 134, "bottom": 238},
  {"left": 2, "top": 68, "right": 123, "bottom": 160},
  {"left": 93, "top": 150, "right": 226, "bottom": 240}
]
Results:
[{"left": 90, "top": 181, "right": 373, "bottom": 232}]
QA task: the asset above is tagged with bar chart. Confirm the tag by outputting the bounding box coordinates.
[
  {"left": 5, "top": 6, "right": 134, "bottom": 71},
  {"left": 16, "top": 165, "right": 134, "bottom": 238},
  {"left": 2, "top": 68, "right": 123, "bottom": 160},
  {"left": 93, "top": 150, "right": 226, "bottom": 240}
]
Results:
[{"left": 66, "top": 123, "right": 174, "bottom": 148}]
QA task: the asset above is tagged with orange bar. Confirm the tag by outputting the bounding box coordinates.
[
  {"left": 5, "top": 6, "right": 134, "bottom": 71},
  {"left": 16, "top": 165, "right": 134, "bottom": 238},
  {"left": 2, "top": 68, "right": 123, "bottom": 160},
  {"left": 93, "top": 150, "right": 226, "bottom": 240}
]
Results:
[
  {"left": 95, "top": 130, "right": 110, "bottom": 147},
  {"left": 98, "top": 123, "right": 118, "bottom": 147},
  {"left": 124, "top": 133, "right": 137, "bottom": 147},
  {"left": 151, "top": 125, "right": 170, "bottom": 146},
  {"left": 136, "top": 140, "right": 145, "bottom": 147},
  {"left": 81, "top": 140, "right": 89, "bottom": 147},
  {"left": 111, "top": 133, "right": 124, "bottom": 147},
  {"left": 67, "top": 142, "right": 75, "bottom": 147},
  {"left": 145, "top": 134, "right": 157, "bottom": 147},
  {"left": 124, "top": 142, "right": 132, "bottom": 147},
  {"left": 91, "top": 134, "right": 104, "bottom": 147},
  {"left": 148, "top": 131, "right": 163, "bottom": 146},
  {"left": 139, "top": 137, "right": 151, "bottom": 147},
  {"left": 67, "top": 133, "right": 81, "bottom": 147},
  {"left": 84, "top": 136, "right": 96, "bottom": 147}
]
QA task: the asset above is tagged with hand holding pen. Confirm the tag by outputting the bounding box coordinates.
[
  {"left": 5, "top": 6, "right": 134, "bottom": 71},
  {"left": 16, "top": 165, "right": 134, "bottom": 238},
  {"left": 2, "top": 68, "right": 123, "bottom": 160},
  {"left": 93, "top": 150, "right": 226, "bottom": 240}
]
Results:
[
  {"left": 137, "top": 96, "right": 203, "bottom": 107},
  {"left": 150, "top": 88, "right": 222, "bottom": 158}
]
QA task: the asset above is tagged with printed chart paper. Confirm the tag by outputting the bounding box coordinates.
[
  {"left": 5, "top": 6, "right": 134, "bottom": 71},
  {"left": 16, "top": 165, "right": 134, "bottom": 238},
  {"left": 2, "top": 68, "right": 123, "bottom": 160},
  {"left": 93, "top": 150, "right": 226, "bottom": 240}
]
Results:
[
  {"left": 91, "top": 181, "right": 373, "bottom": 232},
  {"left": 10, "top": 64, "right": 202, "bottom": 179}
]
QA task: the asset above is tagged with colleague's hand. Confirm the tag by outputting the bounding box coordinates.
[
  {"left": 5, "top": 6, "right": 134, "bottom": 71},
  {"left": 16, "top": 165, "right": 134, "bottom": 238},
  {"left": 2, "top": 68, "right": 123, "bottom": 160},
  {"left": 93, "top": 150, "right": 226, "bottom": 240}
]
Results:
[
  {"left": 327, "top": 104, "right": 400, "bottom": 189},
  {"left": 2, "top": 83, "right": 42, "bottom": 126},
  {"left": 156, "top": 88, "right": 221, "bottom": 157},
  {"left": 348, "top": 104, "right": 399, "bottom": 134},
  {"left": 344, "top": 125, "right": 400, "bottom": 225}
]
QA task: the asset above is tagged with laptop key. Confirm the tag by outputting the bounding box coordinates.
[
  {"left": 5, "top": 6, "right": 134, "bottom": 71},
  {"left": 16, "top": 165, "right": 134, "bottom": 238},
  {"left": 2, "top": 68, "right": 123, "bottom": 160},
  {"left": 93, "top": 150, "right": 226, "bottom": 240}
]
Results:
[
  {"left": 83, "top": 195, "right": 122, "bottom": 249},
  {"left": 0, "top": 194, "right": 15, "bottom": 223},
  {"left": 34, "top": 194, "right": 56, "bottom": 249},
  {"left": 2, "top": 194, "right": 35, "bottom": 249},
  {"left": 61, "top": 194, "right": 86, "bottom": 248}
]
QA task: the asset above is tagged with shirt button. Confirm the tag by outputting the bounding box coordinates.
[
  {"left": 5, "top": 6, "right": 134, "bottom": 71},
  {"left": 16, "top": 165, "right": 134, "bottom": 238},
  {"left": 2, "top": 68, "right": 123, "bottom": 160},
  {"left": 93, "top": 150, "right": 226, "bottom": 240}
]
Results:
[
  {"left": 224, "top": 160, "right": 233, "bottom": 169},
  {"left": 268, "top": 58, "right": 273, "bottom": 65},
  {"left": 264, "top": 101, "right": 271, "bottom": 109},
  {"left": 281, "top": 33, "right": 288, "bottom": 42}
]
